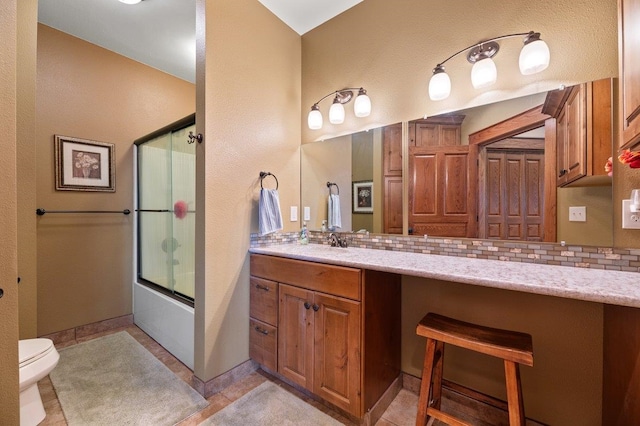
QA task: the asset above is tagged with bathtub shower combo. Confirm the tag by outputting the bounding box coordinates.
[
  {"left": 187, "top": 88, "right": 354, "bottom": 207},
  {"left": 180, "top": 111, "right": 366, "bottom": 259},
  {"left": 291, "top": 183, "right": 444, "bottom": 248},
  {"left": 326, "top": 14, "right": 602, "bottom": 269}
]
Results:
[{"left": 134, "top": 114, "right": 195, "bottom": 368}]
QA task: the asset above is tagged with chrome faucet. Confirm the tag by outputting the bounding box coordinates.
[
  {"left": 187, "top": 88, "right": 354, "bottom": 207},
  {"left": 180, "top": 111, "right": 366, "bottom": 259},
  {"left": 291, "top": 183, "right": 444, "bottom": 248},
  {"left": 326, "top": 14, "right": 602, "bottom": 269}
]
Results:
[{"left": 328, "top": 232, "right": 348, "bottom": 248}]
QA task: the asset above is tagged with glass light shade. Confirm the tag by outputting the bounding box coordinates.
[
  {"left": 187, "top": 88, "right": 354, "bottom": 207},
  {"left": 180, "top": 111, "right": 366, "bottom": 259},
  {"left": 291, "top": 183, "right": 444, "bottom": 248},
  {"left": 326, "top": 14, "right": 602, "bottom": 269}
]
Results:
[
  {"left": 354, "top": 93, "right": 371, "bottom": 117},
  {"left": 119, "top": 0, "right": 142, "bottom": 4},
  {"left": 329, "top": 102, "right": 345, "bottom": 124},
  {"left": 471, "top": 58, "right": 497, "bottom": 89},
  {"left": 519, "top": 39, "right": 550, "bottom": 75},
  {"left": 428, "top": 71, "right": 451, "bottom": 101},
  {"left": 307, "top": 109, "right": 323, "bottom": 130}
]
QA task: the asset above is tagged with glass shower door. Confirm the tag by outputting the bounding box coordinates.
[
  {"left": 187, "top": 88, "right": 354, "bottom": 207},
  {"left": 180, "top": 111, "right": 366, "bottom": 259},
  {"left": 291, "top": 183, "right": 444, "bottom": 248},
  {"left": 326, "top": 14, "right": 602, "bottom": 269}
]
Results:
[{"left": 137, "top": 120, "right": 195, "bottom": 303}]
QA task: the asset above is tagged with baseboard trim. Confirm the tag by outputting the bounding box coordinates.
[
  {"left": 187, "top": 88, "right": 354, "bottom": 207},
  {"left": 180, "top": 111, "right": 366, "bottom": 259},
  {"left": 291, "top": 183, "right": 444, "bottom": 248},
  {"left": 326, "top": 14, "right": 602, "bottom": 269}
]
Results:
[
  {"left": 40, "top": 314, "right": 134, "bottom": 345},
  {"left": 192, "top": 359, "right": 258, "bottom": 398}
]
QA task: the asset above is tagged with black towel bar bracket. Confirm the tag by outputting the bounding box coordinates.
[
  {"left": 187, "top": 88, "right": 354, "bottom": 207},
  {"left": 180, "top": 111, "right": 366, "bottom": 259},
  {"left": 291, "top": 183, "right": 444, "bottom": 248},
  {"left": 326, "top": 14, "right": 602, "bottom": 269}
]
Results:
[
  {"left": 259, "top": 171, "right": 279, "bottom": 190},
  {"left": 327, "top": 182, "right": 340, "bottom": 195},
  {"left": 36, "top": 208, "right": 131, "bottom": 216}
]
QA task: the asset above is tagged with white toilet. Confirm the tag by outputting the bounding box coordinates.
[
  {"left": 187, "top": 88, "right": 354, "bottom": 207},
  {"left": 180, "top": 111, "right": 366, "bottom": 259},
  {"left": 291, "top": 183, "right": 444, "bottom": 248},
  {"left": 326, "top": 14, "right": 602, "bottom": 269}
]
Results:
[{"left": 19, "top": 338, "right": 60, "bottom": 426}]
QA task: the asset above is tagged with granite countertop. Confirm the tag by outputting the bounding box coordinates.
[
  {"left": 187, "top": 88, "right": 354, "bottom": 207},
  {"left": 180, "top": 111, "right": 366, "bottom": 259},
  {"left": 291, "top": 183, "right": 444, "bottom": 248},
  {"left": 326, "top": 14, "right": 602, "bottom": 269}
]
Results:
[{"left": 249, "top": 244, "right": 640, "bottom": 308}]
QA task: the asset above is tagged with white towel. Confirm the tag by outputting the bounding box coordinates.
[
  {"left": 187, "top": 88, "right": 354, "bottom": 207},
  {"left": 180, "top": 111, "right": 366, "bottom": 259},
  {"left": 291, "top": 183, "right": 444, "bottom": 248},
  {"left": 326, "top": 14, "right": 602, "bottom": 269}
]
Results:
[
  {"left": 327, "top": 194, "right": 342, "bottom": 231},
  {"left": 259, "top": 189, "right": 283, "bottom": 236}
]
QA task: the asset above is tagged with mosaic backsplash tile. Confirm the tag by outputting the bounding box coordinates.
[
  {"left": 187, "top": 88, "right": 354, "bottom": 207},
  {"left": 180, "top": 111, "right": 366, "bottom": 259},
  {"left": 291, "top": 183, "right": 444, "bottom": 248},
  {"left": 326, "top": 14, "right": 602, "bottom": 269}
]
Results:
[{"left": 250, "top": 232, "right": 640, "bottom": 273}]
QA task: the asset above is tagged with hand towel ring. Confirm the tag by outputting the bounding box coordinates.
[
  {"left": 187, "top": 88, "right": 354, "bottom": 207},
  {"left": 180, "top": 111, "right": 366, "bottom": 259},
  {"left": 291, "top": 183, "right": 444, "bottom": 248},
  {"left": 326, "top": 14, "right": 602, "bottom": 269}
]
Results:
[
  {"left": 327, "top": 182, "right": 339, "bottom": 195},
  {"left": 259, "top": 171, "right": 278, "bottom": 190}
]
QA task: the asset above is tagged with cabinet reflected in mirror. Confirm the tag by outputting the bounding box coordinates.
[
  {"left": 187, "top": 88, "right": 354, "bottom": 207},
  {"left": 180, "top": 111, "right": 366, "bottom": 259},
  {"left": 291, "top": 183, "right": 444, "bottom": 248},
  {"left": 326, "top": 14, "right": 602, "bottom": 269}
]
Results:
[{"left": 301, "top": 79, "right": 614, "bottom": 246}]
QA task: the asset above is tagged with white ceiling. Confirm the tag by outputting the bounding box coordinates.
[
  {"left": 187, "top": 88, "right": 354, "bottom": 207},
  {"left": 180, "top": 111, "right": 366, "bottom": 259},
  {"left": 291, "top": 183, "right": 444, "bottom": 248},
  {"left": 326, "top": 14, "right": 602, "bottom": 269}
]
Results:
[{"left": 37, "top": 0, "right": 363, "bottom": 84}]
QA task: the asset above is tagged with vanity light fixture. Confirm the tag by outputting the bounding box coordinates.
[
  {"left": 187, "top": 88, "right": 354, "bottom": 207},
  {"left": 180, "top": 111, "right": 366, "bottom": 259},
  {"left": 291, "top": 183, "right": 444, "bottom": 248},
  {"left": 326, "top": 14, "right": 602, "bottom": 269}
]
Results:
[
  {"left": 428, "top": 31, "right": 550, "bottom": 101},
  {"left": 119, "top": 0, "right": 142, "bottom": 4},
  {"left": 307, "top": 88, "right": 371, "bottom": 130}
]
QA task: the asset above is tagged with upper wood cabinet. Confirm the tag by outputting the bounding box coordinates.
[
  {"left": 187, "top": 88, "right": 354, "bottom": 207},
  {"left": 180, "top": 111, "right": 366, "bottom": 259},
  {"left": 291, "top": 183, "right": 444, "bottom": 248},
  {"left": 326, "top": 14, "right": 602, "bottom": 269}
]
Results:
[
  {"left": 382, "top": 123, "right": 403, "bottom": 234},
  {"left": 409, "top": 115, "right": 464, "bottom": 147},
  {"left": 546, "top": 79, "right": 612, "bottom": 186},
  {"left": 619, "top": 0, "right": 640, "bottom": 149}
]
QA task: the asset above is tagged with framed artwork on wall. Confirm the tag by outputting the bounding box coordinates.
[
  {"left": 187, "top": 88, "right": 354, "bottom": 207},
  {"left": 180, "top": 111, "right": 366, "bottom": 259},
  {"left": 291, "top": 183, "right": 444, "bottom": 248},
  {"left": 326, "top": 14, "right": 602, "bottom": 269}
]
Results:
[
  {"left": 54, "top": 135, "right": 115, "bottom": 192},
  {"left": 353, "top": 180, "right": 373, "bottom": 214}
]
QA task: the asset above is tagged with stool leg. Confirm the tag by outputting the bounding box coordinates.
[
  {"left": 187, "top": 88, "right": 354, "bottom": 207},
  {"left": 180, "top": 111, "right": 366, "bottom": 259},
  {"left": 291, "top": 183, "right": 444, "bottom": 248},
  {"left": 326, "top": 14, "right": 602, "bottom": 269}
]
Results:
[
  {"left": 431, "top": 340, "right": 445, "bottom": 410},
  {"left": 416, "top": 338, "right": 437, "bottom": 426},
  {"left": 504, "top": 360, "right": 525, "bottom": 426}
]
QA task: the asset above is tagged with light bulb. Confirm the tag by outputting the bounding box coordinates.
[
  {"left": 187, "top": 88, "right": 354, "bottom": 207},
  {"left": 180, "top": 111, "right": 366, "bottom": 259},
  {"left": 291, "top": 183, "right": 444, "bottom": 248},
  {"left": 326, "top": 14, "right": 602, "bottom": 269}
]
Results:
[
  {"left": 354, "top": 89, "right": 371, "bottom": 117},
  {"left": 519, "top": 38, "right": 550, "bottom": 75},
  {"left": 428, "top": 66, "right": 451, "bottom": 101},
  {"left": 307, "top": 106, "right": 323, "bottom": 130},
  {"left": 329, "top": 100, "right": 345, "bottom": 124},
  {"left": 471, "top": 57, "right": 497, "bottom": 89}
]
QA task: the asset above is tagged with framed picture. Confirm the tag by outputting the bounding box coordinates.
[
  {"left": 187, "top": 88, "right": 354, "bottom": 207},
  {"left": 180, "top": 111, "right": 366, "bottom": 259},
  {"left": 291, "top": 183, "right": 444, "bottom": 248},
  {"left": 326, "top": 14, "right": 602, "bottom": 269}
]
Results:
[
  {"left": 353, "top": 180, "right": 373, "bottom": 213},
  {"left": 54, "top": 135, "right": 115, "bottom": 192}
]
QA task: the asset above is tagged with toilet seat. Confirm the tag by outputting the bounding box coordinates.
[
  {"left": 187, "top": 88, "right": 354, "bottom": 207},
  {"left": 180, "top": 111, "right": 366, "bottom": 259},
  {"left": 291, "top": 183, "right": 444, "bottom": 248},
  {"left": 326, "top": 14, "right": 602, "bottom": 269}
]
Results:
[{"left": 19, "top": 339, "right": 55, "bottom": 368}]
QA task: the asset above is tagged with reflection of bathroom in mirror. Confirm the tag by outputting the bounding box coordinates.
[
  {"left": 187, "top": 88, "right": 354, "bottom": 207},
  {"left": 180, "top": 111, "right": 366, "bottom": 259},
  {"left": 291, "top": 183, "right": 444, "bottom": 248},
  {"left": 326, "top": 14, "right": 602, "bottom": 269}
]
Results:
[{"left": 301, "top": 79, "right": 614, "bottom": 246}]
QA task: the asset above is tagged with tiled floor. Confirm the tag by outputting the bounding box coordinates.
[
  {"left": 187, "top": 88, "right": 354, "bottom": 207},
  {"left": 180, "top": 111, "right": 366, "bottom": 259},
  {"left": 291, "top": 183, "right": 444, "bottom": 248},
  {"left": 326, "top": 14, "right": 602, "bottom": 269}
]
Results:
[{"left": 38, "top": 325, "right": 415, "bottom": 426}]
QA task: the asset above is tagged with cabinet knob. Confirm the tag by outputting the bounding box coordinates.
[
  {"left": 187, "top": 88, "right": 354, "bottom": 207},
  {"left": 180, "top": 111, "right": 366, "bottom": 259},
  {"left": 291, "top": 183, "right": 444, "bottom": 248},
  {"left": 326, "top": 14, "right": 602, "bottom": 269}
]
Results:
[
  {"left": 312, "top": 304, "right": 320, "bottom": 312},
  {"left": 254, "top": 326, "right": 269, "bottom": 335},
  {"left": 558, "top": 169, "right": 567, "bottom": 177},
  {"left": 304, "top": 302, "right": 311, "bottom": 310}
]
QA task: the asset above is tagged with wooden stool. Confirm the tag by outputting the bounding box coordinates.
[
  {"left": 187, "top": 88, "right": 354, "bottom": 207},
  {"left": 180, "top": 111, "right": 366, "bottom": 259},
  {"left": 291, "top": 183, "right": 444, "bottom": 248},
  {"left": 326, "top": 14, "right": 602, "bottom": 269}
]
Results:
[{"left": 415, "top": 313, "right": 533, "bottom": 426}]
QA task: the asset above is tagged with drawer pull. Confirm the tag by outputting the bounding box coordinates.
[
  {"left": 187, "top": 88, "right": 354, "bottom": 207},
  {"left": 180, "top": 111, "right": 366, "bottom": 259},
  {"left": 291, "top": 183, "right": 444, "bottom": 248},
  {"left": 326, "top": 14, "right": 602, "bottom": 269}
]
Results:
[
  {"left": 255, "top": 284, "right": 270, "bottom": 291},
  {"left": 312, "top": 304, "right": 320, "bottom": 312},
  {"left": 304, "top": 302, "right": 311, "bottom": 310},
  {"left": 254, "top": 326, "right": 269, "bottom": 335}
]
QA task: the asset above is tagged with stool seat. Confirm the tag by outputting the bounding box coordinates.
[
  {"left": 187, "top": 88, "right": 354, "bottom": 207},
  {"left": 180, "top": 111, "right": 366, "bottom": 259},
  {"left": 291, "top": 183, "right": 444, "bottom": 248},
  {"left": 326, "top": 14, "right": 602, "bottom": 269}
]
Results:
[
  {"left": 416, "top": 313, "right": 533, "bottom": 366},
  {"left": 415, "top": 313, "right": 534, "bottom": 426}
]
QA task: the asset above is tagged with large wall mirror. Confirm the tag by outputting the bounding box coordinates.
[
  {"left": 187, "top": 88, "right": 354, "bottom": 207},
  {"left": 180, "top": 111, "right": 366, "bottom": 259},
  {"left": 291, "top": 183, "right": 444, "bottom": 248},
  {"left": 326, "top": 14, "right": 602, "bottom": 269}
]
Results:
[{"left": 301, "top": 79, "right": 614, "bottom": 246}]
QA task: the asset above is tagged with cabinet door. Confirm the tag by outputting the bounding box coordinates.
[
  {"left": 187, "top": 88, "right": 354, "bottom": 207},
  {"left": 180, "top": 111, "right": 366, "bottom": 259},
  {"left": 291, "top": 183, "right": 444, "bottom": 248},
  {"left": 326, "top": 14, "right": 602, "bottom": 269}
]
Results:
[
  {"left": 383, "top": 123, "right": 403, "bottom": 176},
  {"left": 619, "top": 0, "right": 640, "bottom": 148},
  {"left": 278, "top": 284, "right": 314, "bottom": 390},
  {"left": 313, "top": 292, "right": 362, "bottom": 417},
  {"left": 383, "top": 176, "right": 403, "bottom": 234},
  {"left": 564, "top": 85, "right": 586, "bottom": 183},
  {"left": 556, "top": 108, "right": 568, "bottom": 186}
]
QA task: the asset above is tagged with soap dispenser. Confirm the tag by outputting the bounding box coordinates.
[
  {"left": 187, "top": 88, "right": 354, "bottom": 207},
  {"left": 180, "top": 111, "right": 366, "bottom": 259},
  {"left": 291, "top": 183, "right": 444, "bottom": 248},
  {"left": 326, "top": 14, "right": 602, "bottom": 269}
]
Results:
[{"left": 299, "top": 221, "right": 309, "bottom": 245}]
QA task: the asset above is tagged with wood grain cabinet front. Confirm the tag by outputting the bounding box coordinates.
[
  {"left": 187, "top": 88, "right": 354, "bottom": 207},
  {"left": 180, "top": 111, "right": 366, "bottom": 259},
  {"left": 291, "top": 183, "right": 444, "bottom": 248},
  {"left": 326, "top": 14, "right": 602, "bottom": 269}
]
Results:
[{"left": 249, "top": 254, "right": 401, "bottom": 421}]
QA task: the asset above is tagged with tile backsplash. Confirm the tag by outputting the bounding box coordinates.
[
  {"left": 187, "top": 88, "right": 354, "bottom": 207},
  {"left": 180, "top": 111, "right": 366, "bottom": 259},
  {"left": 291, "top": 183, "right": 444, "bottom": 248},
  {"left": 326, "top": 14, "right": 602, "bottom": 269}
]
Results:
[{"left": 250, "top": 232, "right": 640, "bottom": 273}]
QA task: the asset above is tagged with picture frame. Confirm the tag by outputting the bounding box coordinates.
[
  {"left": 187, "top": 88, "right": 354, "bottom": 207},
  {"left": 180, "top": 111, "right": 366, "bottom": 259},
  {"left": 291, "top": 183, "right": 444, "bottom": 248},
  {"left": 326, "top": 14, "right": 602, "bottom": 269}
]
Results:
[
  {"left": 352, "top": 180, "right": 373, "bottom": 214},
  {"left": 54, "top": 135, "right": 115, "bottom": 192}
]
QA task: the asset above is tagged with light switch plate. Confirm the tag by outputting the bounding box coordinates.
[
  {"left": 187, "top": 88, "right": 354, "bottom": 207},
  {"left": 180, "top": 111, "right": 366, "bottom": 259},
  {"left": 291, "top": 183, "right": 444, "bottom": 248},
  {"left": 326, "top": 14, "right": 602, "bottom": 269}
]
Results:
[
  {"left": 569, "top": 206, "right": 586, "bottom": 222},
  {"left": 303, "top": 206, "right": 311, "bottom": 221},
  {"left": 290, "top": 206, "right": 298, "bottom": 222},
  {"left": 622, "top": 200, "right": 640, "bottom": 229}
]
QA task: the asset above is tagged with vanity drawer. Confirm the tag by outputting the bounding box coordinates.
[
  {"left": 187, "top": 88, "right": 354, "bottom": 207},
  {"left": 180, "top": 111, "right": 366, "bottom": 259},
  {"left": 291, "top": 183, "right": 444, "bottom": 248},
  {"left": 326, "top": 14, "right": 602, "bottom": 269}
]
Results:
[
  {"left": 250, "top": 254, "right": 361, "bottom": 301},
  {"left": 250, "top": 276, "right": 278, "bottom": 326},
  {"left": 249, "top": 318, "right": 277, "bottom": 371}
]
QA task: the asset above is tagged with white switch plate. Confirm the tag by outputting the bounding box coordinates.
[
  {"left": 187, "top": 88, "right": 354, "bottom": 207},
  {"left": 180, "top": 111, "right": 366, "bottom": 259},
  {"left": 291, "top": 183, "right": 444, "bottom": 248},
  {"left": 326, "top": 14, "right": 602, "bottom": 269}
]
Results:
[
  {"left": 622, "top": 200, "right": 640, "bottom": 229},
  {"left": 569, "top": 206, "right": 586, "bottom": 222},
  {"left": 303, "top": 206, "right": 311, "bottom": 221},
  {"left": 290, "top": 206, "right": 298, "bottom": 222}
]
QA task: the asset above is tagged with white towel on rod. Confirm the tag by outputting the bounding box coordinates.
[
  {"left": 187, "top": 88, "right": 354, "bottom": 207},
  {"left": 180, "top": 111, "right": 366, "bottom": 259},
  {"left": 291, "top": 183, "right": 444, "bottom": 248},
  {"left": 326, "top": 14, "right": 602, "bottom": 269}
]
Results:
[
  {"left": 259, "top": 189, "right": 283, "bottom": 236},
  {"left": 327, "top": 193, "right": 342, "bottom": 231}
]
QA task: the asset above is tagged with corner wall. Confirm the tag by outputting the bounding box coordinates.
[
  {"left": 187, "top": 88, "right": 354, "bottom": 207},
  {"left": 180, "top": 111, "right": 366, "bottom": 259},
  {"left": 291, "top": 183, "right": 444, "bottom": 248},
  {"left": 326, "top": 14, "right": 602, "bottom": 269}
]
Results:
[
  {"left": 36, "top": 25, "right": 195, "bottom": 335},
  {"left": 194, "top": 0, "right": 301, "bottom": 381}
]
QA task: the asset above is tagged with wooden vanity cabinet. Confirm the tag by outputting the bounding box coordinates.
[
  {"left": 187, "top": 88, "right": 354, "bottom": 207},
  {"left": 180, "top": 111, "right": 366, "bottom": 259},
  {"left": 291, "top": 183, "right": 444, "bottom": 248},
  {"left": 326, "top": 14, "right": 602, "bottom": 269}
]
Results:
[
  {"left": 619, "top": 0, "right": 640, "bottom": 149},
  {"left": 249, "top": 276, "right": 278, "bottom": 371},
  {"left": 552, "top": 79, "right": 612, "bottom": 186},
  {"left": 250, "top": 254, "right": 401, "bottom": 420}
]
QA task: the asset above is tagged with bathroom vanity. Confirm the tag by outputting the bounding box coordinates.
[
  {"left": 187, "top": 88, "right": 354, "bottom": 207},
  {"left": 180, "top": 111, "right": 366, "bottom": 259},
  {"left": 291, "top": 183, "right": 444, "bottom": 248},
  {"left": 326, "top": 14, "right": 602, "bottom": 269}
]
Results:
[{"left": 249, "top": 243, "right": 640, "bottom": 424}]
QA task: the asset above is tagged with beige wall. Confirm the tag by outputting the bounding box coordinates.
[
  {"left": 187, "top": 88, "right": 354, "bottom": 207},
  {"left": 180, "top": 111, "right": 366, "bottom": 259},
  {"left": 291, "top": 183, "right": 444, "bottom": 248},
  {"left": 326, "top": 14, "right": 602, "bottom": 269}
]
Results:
[
  {"left": 36, "top": 25, "right": 195, "bottom": 335},
  {"left": 17, "top": 0, "right": 38, "bottom": 340},
  {"left": 557, "top": 186, "right": 614, "bottom": 246},
  {"left": 302, "top": 0, "right": 618, "bottom": 144},
  {"left": 194, "top": 0, "right": 301, "bottom": 381},
  {"left": 0, "top": 0, "right": 20, "bottom": 420}
]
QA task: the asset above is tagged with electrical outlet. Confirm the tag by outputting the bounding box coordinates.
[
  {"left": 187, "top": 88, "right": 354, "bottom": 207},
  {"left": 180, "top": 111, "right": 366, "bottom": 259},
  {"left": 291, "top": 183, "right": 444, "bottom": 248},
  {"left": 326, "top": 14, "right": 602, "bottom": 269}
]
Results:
[
  {"left": 569, "top": 206, "right": 586, "bottom": 222},
  {"left": 290, "top": 206, "right": 298, "bottom": 222},
  {"left": 622, "top": 200, "right": 640, "bottom": 229}
]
